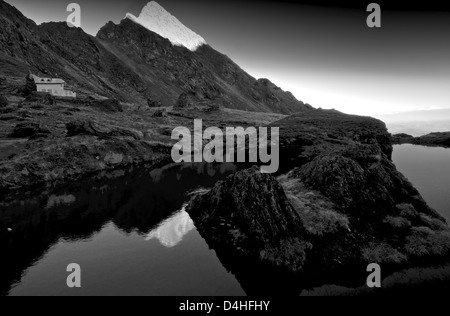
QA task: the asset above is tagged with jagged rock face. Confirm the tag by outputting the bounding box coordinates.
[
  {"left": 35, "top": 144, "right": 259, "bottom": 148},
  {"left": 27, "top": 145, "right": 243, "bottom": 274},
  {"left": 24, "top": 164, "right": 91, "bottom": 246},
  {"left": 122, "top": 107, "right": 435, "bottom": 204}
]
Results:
[
  {"left": 96, "top": 16, "right": 312, "bottom": 114},
  {"left": 187, "top": 166, "right": 310, "bottom": 271},
  {"left": 0, "top": 1, "right": 38, "bottom": 63}
]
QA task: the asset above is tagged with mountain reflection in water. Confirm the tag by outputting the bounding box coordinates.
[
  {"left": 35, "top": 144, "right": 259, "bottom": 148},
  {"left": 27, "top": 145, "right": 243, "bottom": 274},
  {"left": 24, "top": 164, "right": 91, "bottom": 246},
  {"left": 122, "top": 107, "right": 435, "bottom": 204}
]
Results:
[
  {"left": 0, "top": 162, "right": 242, "bottom": 296},
  {"left": 145, "top": 207, "right": 194, "bottom": 247}
]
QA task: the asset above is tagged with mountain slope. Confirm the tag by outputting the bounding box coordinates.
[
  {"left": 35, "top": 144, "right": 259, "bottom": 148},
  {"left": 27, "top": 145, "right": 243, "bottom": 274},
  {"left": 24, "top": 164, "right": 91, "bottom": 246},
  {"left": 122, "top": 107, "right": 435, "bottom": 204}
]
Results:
[
  {"left": 0, "top": 0, "right": 311, "bottom": 114},
  {"left": 97, "top": 17, "right": 312, "bottom": 113}
]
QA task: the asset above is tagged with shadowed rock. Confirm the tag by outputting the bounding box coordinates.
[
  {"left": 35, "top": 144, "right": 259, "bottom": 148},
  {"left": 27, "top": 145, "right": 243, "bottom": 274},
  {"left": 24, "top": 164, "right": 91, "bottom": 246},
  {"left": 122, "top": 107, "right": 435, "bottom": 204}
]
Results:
[
  {"left": 147, "top": 98, "right": 162, "bottom": 108},
  {"left": 152, "top": 109, "right": 168, "bottom": 118},
  {"left": 66, "top": 120, "right": 142, "bottom": 140},
  {"left": 10, "top": 122, "right": 51, "bottom": 139},
  {"left": 175, "top": 92, "right": 192, "bottom": 109},
  {"left": 187, "top": 166, "right": 310, "bottom": 271}
]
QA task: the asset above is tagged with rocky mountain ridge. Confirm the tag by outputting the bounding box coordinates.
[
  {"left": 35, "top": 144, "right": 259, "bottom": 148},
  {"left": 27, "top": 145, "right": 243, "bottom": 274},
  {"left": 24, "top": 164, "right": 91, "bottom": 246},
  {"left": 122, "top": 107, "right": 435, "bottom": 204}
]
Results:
[{"left": 0, "top": 0, "right": 311, "bottom": 114}]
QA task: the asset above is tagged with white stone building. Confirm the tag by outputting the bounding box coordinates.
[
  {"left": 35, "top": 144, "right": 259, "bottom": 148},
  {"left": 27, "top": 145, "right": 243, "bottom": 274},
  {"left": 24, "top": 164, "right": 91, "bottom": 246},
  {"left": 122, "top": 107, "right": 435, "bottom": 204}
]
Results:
[{"left": 29, "top": 74, "right": 76, "bottom": 97}]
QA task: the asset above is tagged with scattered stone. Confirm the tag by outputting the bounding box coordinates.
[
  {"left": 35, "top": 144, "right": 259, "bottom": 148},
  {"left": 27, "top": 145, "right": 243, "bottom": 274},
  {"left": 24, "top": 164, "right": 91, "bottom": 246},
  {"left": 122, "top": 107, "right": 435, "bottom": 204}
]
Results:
[
  {"left": 147, "top": 98, "right": 162, "bottom": 108},
  {"left": 152, "top": 109, "right": 168, "bottom": 117},
  {"left": 10, "top": 122, "right": 51, "bottom": 139},
  {"left": 0, "top": 94, "right": 8, "bottom": 108},
  {"left": 0, "top": 106, "right": 15, "bottom": 114},
  {"left": 175, "top": 92, "right": 192, "bottom": 109},
  {"left": 104, "top": 152, "right": 124, "bottom": 165}
]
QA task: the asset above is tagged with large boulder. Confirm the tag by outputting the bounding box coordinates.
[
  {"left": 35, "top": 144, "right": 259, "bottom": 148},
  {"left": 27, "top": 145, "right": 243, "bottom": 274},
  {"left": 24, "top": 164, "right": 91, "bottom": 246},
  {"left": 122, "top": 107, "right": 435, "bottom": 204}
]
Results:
[{"left": 187, "top": 166, "right": 310, "bottom": 271}]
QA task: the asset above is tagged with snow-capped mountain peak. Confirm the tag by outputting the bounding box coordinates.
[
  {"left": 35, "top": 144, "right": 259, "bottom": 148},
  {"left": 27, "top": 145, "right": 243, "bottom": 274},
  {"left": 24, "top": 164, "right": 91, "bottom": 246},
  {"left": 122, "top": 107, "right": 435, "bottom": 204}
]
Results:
[{"left": 126, "top": 1, "right": 207, "bottom": 51}]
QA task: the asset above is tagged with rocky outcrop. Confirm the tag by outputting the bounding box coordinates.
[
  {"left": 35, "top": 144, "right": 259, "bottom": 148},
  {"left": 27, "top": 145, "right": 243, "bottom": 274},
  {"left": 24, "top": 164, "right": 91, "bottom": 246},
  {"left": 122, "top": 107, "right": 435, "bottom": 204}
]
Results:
[
  {"left": 419, "top": 132, "right": 450, "bottom": 147},
  {"left": 273, "top": 109, "right": 393, "bottom": 172},
  {"left": 393, "top": 132, "right": 450, "bottom": 148},
  {"left": 391, "top": 133, "right": 414, "bottom": 144},
  {"left": 187, "top": 166, "right": 310, "bottom": 271},
  {"left": 187, "top": 109, "right": 450, "bottom": 276}
]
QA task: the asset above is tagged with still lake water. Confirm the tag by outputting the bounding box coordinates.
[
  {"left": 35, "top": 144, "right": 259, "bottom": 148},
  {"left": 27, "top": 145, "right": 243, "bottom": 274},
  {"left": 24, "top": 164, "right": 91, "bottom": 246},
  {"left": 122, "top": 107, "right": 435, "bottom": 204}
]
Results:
[
  {"left": 392, "top": 144, "right": 450, "bottom": 223},
  {"left": 0, "top": 163, "right": 245, "bottom": 296},
  {"left": 1, "top": 144, "right": 450, "bottom": 296}
]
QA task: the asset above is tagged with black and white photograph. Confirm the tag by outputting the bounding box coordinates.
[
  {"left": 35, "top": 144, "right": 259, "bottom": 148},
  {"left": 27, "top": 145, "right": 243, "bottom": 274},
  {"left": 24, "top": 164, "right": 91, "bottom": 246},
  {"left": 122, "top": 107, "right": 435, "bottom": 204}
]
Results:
[{"left": 0, "top": 0, "right": 450, "bottom": 302}]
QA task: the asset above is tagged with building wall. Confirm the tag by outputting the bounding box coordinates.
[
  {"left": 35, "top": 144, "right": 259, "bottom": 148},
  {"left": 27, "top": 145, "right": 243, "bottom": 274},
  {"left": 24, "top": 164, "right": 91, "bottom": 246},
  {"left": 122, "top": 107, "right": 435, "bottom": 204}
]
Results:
[
  {"left": 64, "top": 90, "right": 76, "bottom": 97},
  {"left": 36, "top": 84, "right": 76, "bottom": 97}
]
